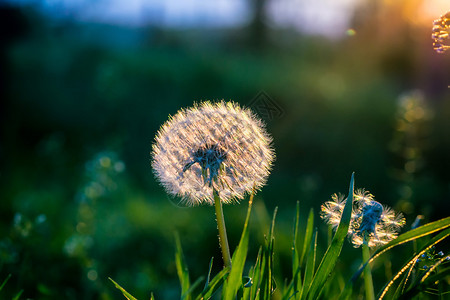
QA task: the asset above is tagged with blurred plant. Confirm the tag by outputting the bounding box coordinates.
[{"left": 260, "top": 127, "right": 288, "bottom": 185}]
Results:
[
  {"left": 151, "top": 101, "right": 274, "bottom": 268},
  {"left": 432, "top": 11, "right": 450, "bottom": 54},
  {"left": 63, "top": 151, "right": 125, "bottom": 288},
  {"left": 0, "top": 274, "right": 23, "bottom": 300},
  {"left": 389, "top": 90, "right": 433, "bottom": 213},
  {"left": 65, "top": 151, "right": 125, "bottom": 257}
]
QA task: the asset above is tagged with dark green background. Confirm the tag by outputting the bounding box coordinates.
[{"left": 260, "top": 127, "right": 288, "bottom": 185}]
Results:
[{"left": 1, "top": 2, "right": 449, "bottom": 299}]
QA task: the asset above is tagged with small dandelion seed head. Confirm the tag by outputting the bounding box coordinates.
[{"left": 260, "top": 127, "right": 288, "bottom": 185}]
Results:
[
  {"left": 354, "top": 189, "right": 375, "bottom": 204},
  {"left": 432, "top": 11, "right": 450, "bottom": 53},
  {"left": 151, "top": 101, "right": 275, "bottom": 206},
  {"left": 320, "top": 193, "right": 346, "bottom": 230},
  {"left": 321, "top": 188, "right": 406, "bottom": 248}
]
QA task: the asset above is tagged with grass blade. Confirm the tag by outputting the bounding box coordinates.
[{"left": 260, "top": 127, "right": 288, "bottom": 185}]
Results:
[
  {"left": 223, "top": 192, "right": 254, "bottom": 300},
  {"left": 367, "top": 216, "right": 450, "bottom": 265},
  {"left": 292, "top": 202, "right": 302, "bottom": 291},
  {"left": 260, "top": 207, "right": 277, "bottom": 299},
  {"left": 349, "top": 217, "right": 450, "bottom": 285},
  {"left": 108, "top": 278, "right": 138, "bottom": 300},
  {"left": 0, "top": 274, "right": 11, "bottom": 291},
  {"left": 250, "top": 247, "right": 263, "bottom": 300},
  {"left": 300, "top": 208, "right": 314, "bottom": 267},
  {"left": 203, "top": 258, "right": 215, "bottom": 292},
  {"left": 376, "top": 227, "right": 450, "bottom": 299},
  {"left": 300, "top": 229, "right": 317, "bottom": 300},
  {"left": 175, "top": 232, "right": 191, "bottom": 300},
  {"left": 399, "top": 266, "right": 450, "bottom": 299},
  {"left": 306, "top": 173, "right": 355, "bottom": 300},
  {"left": 12, "top": 290, "right": 23, "bottom": 300},
  {"left": 184, "top": 276, "right": 205, "bottom": 298},
  {"left": 196, "top": 268, "right": 229, "bottom": 300},
  {"left": 288, "top": 201, "right": 302, "bottom": 299}
]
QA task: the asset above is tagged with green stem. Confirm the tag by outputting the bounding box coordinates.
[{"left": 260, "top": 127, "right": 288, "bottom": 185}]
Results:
[
  {"left": 213, "top": 189, "right": 232, "bottom": 269},
  {"left": 362, "top": 232, "right": 375, "bottom": 300}
]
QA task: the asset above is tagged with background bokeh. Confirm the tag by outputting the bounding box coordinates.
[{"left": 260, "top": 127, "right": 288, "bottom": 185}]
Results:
[{"left": 1, "top": 0, "right": 449, "bottom": 299}]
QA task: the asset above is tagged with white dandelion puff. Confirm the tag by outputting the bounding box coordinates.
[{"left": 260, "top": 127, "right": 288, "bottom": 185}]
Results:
[
  {"left": 151, "top": 101, "right": 275, "bottom": 206},
  {"left": 320, "top": 189, "right": 406, "bottom": 248}
]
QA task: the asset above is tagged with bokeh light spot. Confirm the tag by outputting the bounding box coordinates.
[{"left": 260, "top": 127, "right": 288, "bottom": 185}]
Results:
[
  {"left": 87, "top": 270, "right": 98, "bottom": 281},
  {"left": 346, "top": 28, "right": 356, "bottom": 36}
]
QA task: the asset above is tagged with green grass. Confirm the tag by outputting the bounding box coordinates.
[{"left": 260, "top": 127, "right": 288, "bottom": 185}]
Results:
[{"left": 109, "top": 174, "right": 450, "bottom": 299}]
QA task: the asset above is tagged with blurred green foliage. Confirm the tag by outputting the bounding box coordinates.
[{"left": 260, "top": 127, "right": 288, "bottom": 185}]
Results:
[{"left": 1, "top": 2, "right": 450, "bottom": 299}]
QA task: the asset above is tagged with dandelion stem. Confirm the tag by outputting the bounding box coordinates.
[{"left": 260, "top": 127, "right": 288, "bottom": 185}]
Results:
[
  {"left": 362, "top": 232, "right": 375, "bottom": 300},
  {"left": 213, "top": 188, "right": 232, "bottom": 269}
]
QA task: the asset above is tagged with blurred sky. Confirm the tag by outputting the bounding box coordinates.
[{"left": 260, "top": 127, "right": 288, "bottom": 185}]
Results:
[{"left": 3, "top": 0, "right": 450, "bottom": 37}]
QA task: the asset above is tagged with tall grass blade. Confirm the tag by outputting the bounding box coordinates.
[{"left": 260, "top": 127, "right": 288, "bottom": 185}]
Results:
[
  {"left": 367, "top": 216, "right": 450, "bottom": 265},
  {"left": 108, "top": 278, "right": 138, "bottom": 300},
  {"left": 0, "top": 274, "right": 11, "bottom": 291},
  {"left": 196, "top": 268, "right": 229, "bottom": 300},
  {"left": 260, "top": 207, "right": 277, "bottom": 299},
  {"left": 377, "top": 227, "right": 450, "bottom": 299},
  {"left": 300, "top": 208, "right": 314, "bottom": 267},
  {"left": 249, "top": 247, "right": 262, "bottom": 300},
  {"left": 175, "top": 232, "right": 191, "bottom": 300},
  {"left": 350, "top": 218, "right": 450, "bottom": 284},
  {"left": 398, "top": 266, "right": 450, "bottom": 299},
  {"left": 222, "top": 192, "right": 254, "bottom": 300},
  {"left": 340, "top": 215, "right": 450, "bottom": 299},
  {"left": 292, "top": 201, "right": 302, "bottom": 296},
  {"left": 184, "top": 276, "right": 205, "bottom": 298},
  {"left": 203, "top": 258, "right": 214, "bottom": 291},
  {"left": 12, "top": 290, "right": 23, "bottom": 300},
  {"left": 306, "top": 173, "right": 354, "bottom": 300},
  {"left": 300, "top": 229, "right": 317, "bottom": 300}
]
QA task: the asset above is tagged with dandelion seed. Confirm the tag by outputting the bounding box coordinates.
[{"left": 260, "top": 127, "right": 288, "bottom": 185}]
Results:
[
  {"left": 151, "top": 101, "right": 274, "bottom": 206},
  {"left": 320, "top": 189, "right": 406, "bottom": 248},
  {"left": 432, "top": 11, "right": 450, "bottom": 53}
]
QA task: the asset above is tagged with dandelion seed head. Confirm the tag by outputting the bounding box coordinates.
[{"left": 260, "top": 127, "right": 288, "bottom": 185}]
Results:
[
  {"left": 432, "top": 11, "right": 450, "bottom": 53},
  {"left": 320, "top": 189, "right": 406, "bottom": 248},
  {"left": 320, "top": 193, "right": 346, "bottom": 230},
  {"left": 151, "top": 101, "right": 274, "bottom": 206}
]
